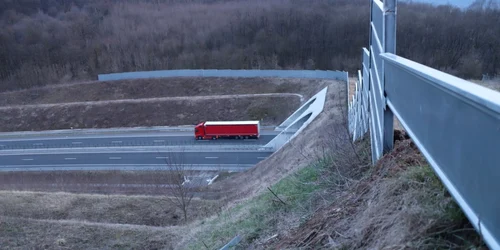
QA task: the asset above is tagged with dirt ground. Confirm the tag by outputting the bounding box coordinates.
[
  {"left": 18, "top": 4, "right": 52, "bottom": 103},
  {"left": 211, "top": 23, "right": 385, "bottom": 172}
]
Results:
[
  {"left": 0, "top": 215, "right": 180, "bottom": 249},
  {"left": 0, "top": 77, "right": 328, "bottom": 106},
  {"left": 0, "top": 77, "right": 333, "bottom": 132},
  {"left": 0, "top": 95, "right": 299, "bottom": 131},
  {"left": 0, "top": 191, "right": 218, "bottom": 227}
]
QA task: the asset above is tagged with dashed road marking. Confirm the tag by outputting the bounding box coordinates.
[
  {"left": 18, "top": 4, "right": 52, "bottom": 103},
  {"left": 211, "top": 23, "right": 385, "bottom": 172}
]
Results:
[
  {"left": 33, "top": 143, "right": 43, "bottom": 146},
  {"left": 205, "top": 157, "right": 219, "bottom": 159},
  {"left": 109, "top": 157, "right": 122, "bottom": 160},
  {"left": 257, "top": 157, "right": 267, "bottom": 159},
  {"left": 72, "top": 142, "right": 83, "bottom": 145},
  {"left": 153, "top": 140, "right": 165, "bottom": 143},
  {"left": 156, "top": 157, "right": 169, "bottom": 159},
  {"left": 22, "top": 158, "right": 34, "bottom": 161},
  {"left": 65, "top": 158, "right": 77, "bottom": 160},
  {"left": 111, "top": 141, "right": 122, "bottom": 144}
]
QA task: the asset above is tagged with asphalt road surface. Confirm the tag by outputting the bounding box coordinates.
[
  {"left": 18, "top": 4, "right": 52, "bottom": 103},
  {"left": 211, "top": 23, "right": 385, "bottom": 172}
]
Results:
[
  {"left": 0, "top": 127, "right": 278, "bottom": 171},
  {"left": 0, "top": 132, "right": 278, "bottom": 150},
  {"left": 0, "top": 151, "right": 272, "bottom": 171}
]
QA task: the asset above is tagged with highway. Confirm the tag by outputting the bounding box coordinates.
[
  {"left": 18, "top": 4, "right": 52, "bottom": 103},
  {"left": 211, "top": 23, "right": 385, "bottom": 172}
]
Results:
[
  {"left": 0, "top": 131, "right": 279, "bottom": 150},
  {"left": 0, "top": 151, "right": 271, "bottom": 170},
  {"left": 0, "top": 127, "right": 279, "bottom": 172}
]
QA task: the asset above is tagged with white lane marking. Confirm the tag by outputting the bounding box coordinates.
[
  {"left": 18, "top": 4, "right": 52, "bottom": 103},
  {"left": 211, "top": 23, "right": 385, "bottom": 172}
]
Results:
[
  {"left": 205, "top": 157, "right": 219, "bottom": 159},
  {"left": 22, "top": 158, "right": 34, "bottom": 161},
  {"left": 0, "top": 144, "right": 5, "bottom": 147},
  {"left": 109, "top": 157, "right": 122, "bottom": 160},
  {"left": 65, "top": 158, "right": 77, "bottom": 160},
  {"left": 33, "top": 143, "right": 43, "bottom": 146},
  {"left": 156, "top": 157, "right": 169, "bottom": 159},
  {"left": 72, "top": 142, "right": 82, "bottom": 145},
  {"left": 257, "top": 157, "right": 267, "bottom": 159},
  {"left": 111, "top": 141, "right": 122, "bottom": 144},
  {"left": 153, "top": 140, "right": 165, "bottom": 143}
]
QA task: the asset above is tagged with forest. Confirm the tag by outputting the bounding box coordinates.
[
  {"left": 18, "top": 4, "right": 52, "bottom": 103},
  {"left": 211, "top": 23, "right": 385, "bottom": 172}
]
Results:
[{"left": 0, "top": 0, "right": 499, "bottom": 91}]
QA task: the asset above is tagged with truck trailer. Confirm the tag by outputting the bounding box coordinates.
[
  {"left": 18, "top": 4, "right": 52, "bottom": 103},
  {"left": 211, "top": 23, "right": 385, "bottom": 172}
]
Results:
[{"left": 194, "top": 121, "right": 260, "bottom": 140}]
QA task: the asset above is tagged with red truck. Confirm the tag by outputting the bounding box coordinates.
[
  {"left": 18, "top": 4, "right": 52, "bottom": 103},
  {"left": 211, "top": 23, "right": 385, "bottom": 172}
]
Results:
[{"left": 194, "top": 121, "right": 260, "bottom": 140}]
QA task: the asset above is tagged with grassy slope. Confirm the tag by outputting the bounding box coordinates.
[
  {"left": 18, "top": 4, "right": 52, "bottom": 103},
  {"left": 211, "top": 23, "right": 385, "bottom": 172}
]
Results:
[
  {"left": 0, "top": 77, "right": 326, "bottom": 106},
  {"left": 0, "top": 95, "right": 299, "bottom": 131},
  {"left": 0, "top": 77, "right": 332, "bottom": 132},
  {"left": 184, "top": 137, "right": 486, "bottom": 249},
  {"left": 0, "top": 216, "right": 179, "bottom": 250},
  {"left": 0, "top": 191, "right": 218, "bottom": 227}
]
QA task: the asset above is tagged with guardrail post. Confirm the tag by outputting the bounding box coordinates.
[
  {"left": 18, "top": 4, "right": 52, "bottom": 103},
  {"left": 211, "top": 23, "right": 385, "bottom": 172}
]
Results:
[{"left": 382, "top": 0, "right": 397, "bottom": 153}]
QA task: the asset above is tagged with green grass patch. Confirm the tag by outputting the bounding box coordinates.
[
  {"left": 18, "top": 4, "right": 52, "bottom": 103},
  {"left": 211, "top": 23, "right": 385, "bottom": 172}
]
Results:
[
  {"left": 188, "top": 161, "right": 326, "bottom": 249},
  {"left": 402, "top": 165, "right": 486, "bottom": 249}
]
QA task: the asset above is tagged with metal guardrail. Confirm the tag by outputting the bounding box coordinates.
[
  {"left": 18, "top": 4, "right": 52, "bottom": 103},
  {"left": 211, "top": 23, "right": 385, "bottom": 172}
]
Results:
[
  {"left": 98, "top": 69, "right": 348, "bottom": 82},
  {"left": 348, "top": 0, "right": 500, "bottom": 249}
]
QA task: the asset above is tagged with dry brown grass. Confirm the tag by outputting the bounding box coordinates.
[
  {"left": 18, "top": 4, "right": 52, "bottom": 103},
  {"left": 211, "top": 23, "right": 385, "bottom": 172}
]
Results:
[
  {"left": 0, "top": 215, "right": 180, "bottom": 249},
  {"left": 0, "top": 191, "right": 218, "bottom": 227},
  {"left": 272, "top": 136, "right": 485, "bottom": 249},
  {"left": 0, "top": 95, "right": 299, "bottom": 132},
  {"left": 0, "top": 77, "right": 328, "bottom": 107},
  {"left": 0, "top": 77, "right": 334, "bottom": 132}
]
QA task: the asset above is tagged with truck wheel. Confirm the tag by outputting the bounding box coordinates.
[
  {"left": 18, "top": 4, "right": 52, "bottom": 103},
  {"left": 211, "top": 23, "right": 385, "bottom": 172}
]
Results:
[
  {"left": 197, "top": 136, "right": 203, "bottom": 140},
  {"left": 212, "top": 136, "right": 217, "bottom": 140}
]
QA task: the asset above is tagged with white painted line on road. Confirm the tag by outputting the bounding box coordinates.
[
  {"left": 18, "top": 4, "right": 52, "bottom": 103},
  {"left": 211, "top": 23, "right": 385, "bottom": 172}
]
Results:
[
  {"left": 111, "top": 141, "right": 122, "bottom": 144},
  {"left": 22, "top": 158, "right": 34, "bottom": 161},
  {"left": 72, "top": 142, "right": 83, "bottom": 145},
  {"left": 205, "top": 157, "right": 219, "bottom": 159},
  {"left": 257, "top": 157, "right": 267, "bottom": 159},
  {"left": 156, "top": 157, "right": 169, "bottom": 159},
  {"left": 109, "top": 157, "right": 122, "bottom": 160},
  {"left": 33, "top": 143, "right": 43, "bottom": 146},
  {"left": 153, "top": 140, "right": 165, "bottom": 143},
  {"left": 0, "top": 144, "right": 4, "bottom": 147},
  {"left": 65, "top": 158, "right": 77, "bottom": 160}
]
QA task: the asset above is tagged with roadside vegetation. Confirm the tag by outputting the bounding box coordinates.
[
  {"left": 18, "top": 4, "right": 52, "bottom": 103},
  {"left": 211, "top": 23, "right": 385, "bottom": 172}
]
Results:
[
  {"left": 183, "top": 133, "right": 486, "bottom": 249},
  {"left": 0, "top": 82, "right": 488, "bottom": 249},
  {"left": 0, "top": 94, "right": 300, "bottom": 131},
  {"left": 0, "top": 77, "right": 328, "bottom": 132}
]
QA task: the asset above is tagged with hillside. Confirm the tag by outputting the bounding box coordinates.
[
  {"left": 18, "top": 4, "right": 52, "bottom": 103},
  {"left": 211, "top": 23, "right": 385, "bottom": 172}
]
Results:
[
  {"left": 0, "top": 80, "right": 486, "bottom": 249},
  {"left": 0, "top": 77, "right": 330, "bottom": 132},
  {"left": 0, "top": 0, "right": 499, "bottom": 91}
]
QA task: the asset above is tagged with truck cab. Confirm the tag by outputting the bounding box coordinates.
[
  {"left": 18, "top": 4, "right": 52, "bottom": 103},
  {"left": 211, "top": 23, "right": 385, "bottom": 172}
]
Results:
[{"left": 194, "top": 122, "right": 206, "bottom": 140}]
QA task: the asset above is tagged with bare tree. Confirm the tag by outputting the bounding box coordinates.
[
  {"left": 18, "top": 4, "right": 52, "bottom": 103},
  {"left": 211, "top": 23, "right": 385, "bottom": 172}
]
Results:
[{"left": 164, "top": 150, "right": 194, "bottom": 223}]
